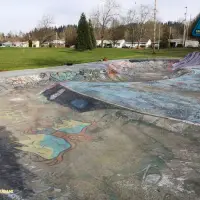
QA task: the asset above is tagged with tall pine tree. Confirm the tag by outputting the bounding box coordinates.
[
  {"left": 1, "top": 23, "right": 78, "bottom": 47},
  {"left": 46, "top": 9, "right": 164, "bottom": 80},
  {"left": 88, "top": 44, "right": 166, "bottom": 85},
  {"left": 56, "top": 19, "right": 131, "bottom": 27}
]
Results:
[
  {"left": 88, "top": 19, "right": 96, "bottom": 49},
  {"left": 76, "top": 13, "right": 92, "bottom": 51},
  {"left": 160, "top": 24, "right": 170, "bottom": 48}
]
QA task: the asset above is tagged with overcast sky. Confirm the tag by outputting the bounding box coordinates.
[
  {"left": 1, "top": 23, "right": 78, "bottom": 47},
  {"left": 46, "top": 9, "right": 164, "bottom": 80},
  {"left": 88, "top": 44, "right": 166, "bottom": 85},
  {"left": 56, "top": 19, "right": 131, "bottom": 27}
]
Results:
[{"left": 1, "top": 0, "right": 200, "bottom": 34}]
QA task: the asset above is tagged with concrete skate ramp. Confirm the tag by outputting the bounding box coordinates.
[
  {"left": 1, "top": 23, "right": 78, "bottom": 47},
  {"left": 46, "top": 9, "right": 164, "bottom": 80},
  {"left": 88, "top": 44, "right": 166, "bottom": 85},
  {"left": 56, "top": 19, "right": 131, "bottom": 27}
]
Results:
[
  {"left": 172, "top": 52, "right": 200, "bottom": 70},
  {"left": 1, "top": 55, "right": 200, "bottom": 200},
  {"left": 41, "top": 54, "right": 200, "bottom": 125}
]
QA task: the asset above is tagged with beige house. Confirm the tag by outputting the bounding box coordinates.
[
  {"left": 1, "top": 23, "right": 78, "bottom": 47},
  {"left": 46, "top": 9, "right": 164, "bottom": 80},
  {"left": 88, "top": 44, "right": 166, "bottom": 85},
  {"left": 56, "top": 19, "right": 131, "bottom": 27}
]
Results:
[
  {"left": 12, "top": 41, "right": 40, "bottom": 48},
  {"left": 32, "top": 41, "right": 40, "bottom": 48}
]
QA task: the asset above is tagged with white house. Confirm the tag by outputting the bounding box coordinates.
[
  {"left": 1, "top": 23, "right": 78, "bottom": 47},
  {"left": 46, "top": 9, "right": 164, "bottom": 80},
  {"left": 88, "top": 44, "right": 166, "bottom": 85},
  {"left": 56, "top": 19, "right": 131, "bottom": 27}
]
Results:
[
  {"left": 32, "top": 41, "right": 40, "bottom": 48},
  {"left": 96, "top": 40, "right": 125, "bottom": 48},
  {"left": 2, "top": 41, "right": 13, "bottom": 47},
  {"left": 125, "top": 39, "right": 152, "bottom": 48},
  {"left": 145, "top": 39, "right": 152, "bottom": 48},
  {"left": 42, "top": 42, "right": 50, "bottom": 47},
  {"left": 13, "top": 42, "right": 22, "bottom": 47},
  {"left": 125, "top": 42, "right": 135, "bottom": 48},
  {"left": 52, "top": 40, "right": 65, "bottom": 46},
  {"left": 12, "top": 41, "right": 40, "bottom": 48},
  {"left": 169, "top": 39, "right": 199, "bottom": 48},
  {"left": 185, "top": 40, "right": 199, "bottom": 48},
  {"left": 12, "top": 41, "right": 28, "bottom": 47},
  {"left": 96, "top": 40, "right": 111, "bottom": 47},
  {"left": 113, "top": 40, "right": 126, "bottom": 48},
  {"left": 96, "top": 39, "right": 154, "bottom": 48},
  {"left": 96, "top": 40, "right": 103, "bottom": 46},
  {"left": 22, "top": 42, "right": 29, "bottom": 47},
  {"left": 168, "top": 39, "right": 183, "bottom": 47}
]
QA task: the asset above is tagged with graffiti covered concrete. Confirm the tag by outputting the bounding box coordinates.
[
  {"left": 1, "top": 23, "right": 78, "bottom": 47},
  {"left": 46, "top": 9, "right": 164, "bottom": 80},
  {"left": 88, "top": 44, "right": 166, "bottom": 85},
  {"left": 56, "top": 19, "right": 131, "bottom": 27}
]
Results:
[
  {"left": 1, "top": 59, "right": 178, "bottom": 92},
  {"left": 16, "top": 119, "right": 94, "bottom": 165},
  {"left": 0, "top": 56, "right": 200, "bottom": 199}
]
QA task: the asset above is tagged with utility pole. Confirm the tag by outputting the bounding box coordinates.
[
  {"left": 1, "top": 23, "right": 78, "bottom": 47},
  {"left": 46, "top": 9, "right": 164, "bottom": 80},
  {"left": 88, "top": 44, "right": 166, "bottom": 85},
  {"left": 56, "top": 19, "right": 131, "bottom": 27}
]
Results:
[
  {"left": 158, "top": 23, "right": 161, "bottom": 50},
  {"left": 169, "top": 26, "right": 172, "bottom": 48},
  {"left": 184, "top": 6, "right": 188, "bottom": 44},
  {"left": 187, "top": 14, "right": 192, "bottom": 40},
  {"left": 56, "top": 32, "right": 58, "bottom": 48},
  {"left": 182, "top": 6, "right": 187, "bottom": 47},
  {"left": 153, "top": 0, "right": 157, "bottom": 54}
]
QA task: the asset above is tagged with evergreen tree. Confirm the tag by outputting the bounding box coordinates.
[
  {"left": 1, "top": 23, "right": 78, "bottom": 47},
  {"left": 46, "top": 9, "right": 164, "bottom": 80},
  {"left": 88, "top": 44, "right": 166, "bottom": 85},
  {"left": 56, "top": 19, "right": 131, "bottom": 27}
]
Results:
[
  {"left": 88, "top": 19, "right": 96, "bottom": 49},
  {"left": 76, "top": 13, "right": 92, "bottom": 51},
  {"left": 28, "top": 40, "right": 32, "bottom": 47},
  {"left": 160, "top": 24, "right": 170, "bottom": 48}
]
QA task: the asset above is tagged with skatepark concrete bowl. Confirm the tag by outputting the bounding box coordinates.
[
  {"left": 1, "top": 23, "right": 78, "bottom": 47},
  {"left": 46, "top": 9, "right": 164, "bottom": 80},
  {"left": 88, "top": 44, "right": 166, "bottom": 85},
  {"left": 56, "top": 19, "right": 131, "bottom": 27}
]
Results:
[{"left": 0, "top": 53, "right": 200, "bottom": 200}]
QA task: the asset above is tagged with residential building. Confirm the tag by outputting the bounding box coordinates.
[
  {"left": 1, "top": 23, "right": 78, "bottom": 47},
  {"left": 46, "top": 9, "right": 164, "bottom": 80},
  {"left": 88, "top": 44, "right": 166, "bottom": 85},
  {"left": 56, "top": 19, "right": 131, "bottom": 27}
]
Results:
[
  {"left": 52, "top": 40, "right": 65, "bottom": 47},
  {"left": 168, "top": 39, "right": 183, "bottom": 47},
  {"left": 32, "top": 41, "right": 40, "bottom": 48},
  {"left": 185, "top": 40, "right": 199, "bottom": 48},
  {"left": 96, "top": 39, "right": 127, "bottom": 48},
  {"left": 96, "top": 39, "right": 152, "bottom": 49},
  {"left": 13, "top": 42, "right": 22, "bottom": 47},
  {"left": 169, "top": 39, "right": 199, "bottom": 48},
  {"left": 125, "top": 39, "right": 152, "bottom": 48},
  {"left": 42, "top": 42, "right": 50, "bottom": 47},
  {"left": 113, "top": 40, "right": 126, "bottom": 48},
  {"left": 96, "top": 40, "right": 112, "bottom": 47},
  {"left": 2, "top": 41, "right": 13, "bottom": 47},
  {"left": 12, "top": 41, "right": 40, "bottom": 48}
]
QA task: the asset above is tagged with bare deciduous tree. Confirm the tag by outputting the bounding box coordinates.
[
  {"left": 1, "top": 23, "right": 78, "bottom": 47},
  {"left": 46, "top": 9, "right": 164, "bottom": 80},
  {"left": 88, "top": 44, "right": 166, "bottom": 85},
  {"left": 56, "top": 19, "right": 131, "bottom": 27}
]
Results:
[
  {"left": 125, "top": 5, "right": 152, "bottom": 48},
  {"left": 125, "top": 9, "right": 138, "bottom": 47},
  {"left": 36, "top": 15, "right": 55, "bottom": 44},
  {"left": 64, "top": 25, "right": 77, "bottom": 46},
  {"left": 38, "top": 15, "right": 54, "bottom": 29},
  {"left": 109, "top": 19, "right": 125, "bottom": 46},
  {"left": 92, "top": 0, "right": 120, "bottom": 47},
  {"left": 135, "top": 5, "right": 153, "bottom": 48}
]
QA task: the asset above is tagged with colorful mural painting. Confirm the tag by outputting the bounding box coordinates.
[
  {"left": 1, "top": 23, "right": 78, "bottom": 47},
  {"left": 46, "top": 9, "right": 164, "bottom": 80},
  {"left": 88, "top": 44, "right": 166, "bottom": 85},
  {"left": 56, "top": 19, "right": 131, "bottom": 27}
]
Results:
[
  {"left": 16, "top": 120, "right": 94, "bottom": 165},
  {"left": 50, "top": 71, "right": 77, "bottom": 82},
  {"left": 2, "top": 59, "right": 178, "bottom": 94},
  {"left": 0, "top": 109, "right": 28, "bottom": 123},
  {"left": 172, "top": 52, "right": 200, "bottom": 70}
]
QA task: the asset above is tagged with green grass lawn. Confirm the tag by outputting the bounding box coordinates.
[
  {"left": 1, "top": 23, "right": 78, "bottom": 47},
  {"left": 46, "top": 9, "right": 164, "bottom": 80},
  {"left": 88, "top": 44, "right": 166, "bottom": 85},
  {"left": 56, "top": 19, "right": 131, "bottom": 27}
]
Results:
[{"left": 0, "top": 47, "right": 199, "bottom": 71}]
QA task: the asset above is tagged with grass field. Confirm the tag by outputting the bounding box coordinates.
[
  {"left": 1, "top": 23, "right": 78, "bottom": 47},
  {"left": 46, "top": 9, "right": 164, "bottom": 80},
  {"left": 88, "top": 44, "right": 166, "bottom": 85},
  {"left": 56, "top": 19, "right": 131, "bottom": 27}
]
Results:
[{"left": 0, "top": 47, "right": 199, "bottom": 71}]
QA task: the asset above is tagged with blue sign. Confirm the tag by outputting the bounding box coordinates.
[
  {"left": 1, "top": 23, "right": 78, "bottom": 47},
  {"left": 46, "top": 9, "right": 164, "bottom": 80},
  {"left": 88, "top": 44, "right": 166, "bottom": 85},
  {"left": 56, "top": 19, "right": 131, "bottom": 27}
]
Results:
[{"left": 192, "top": 18, "right": 200, "bottom": 37}]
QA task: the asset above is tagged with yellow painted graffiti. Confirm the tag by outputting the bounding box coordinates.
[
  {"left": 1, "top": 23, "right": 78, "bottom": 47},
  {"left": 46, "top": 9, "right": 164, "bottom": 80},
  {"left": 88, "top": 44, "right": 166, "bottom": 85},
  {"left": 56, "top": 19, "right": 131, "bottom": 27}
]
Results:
[
  {"left": 16, "top": 119, "right": 94, "bottom": 165},
  {"left": 0, "top": 110, "right": 28, "bottom": 123},
  {"left": 53, "top": 120, "right": 91, "bottom": 130},
  {"left": 15, "top": 135, "right": 53, "bottom": 159}
]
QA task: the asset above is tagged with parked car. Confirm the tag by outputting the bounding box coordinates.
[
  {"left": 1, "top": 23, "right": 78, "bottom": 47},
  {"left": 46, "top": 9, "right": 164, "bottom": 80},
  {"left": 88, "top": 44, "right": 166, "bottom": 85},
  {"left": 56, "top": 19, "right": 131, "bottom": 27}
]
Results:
[
  {"left": 0, "top": 44, "right": 6, "bottom": 47},
  {"left": 104, "top": 44, "right": 112, "bottom": 48},
  {"left": 122, "top": 45, "right": 129, "bottom": 48}
]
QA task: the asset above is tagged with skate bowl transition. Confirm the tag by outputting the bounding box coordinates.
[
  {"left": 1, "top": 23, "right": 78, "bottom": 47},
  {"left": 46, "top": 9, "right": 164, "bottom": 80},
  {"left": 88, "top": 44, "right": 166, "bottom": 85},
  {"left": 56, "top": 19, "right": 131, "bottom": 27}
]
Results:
[{"left": 0, "top": 52, "right": 200, "bottom": 200}]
